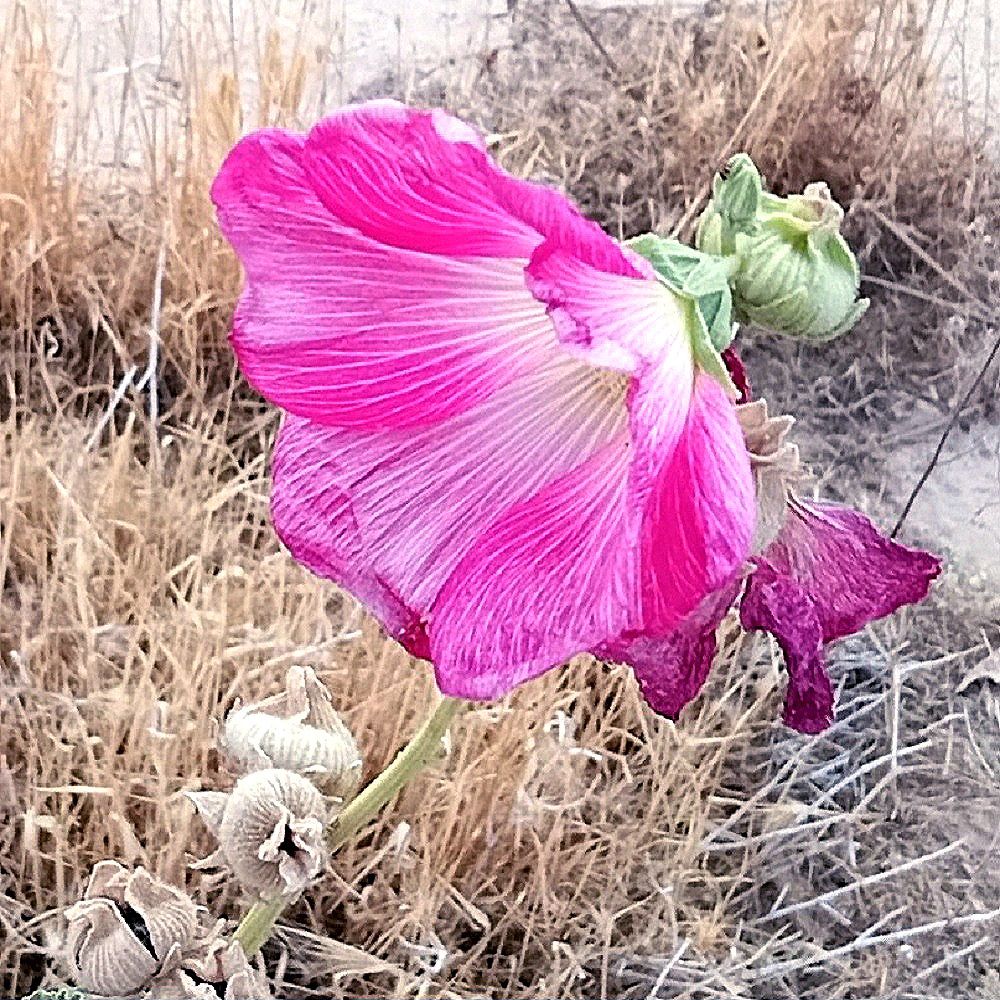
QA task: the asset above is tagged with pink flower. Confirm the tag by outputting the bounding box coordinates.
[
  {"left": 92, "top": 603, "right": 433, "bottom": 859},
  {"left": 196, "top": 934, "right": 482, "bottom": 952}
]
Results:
[
  {"left": 212, "top": 100, "right": 754, "bottom": 703},
  {"left": 741, "top": 497, "right": 941, "bottom": 733},
  {"left": 212, "top": 100, "right": 939, "bottom": 732}
]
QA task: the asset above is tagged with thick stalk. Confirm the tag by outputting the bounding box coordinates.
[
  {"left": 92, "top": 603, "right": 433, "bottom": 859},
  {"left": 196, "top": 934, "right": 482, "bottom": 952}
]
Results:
[{"left": 232, "top": 695, "right": 464, "bottom": 957}]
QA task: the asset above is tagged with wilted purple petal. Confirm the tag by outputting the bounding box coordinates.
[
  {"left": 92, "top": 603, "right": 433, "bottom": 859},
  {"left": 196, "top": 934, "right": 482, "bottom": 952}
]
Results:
[{"left": 741, "top": 497, "right": 941, "bottom": 732}]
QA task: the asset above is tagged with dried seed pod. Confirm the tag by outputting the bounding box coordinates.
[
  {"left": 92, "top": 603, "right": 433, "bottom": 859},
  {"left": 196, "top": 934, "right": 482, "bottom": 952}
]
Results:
[
  {"left": 188, "top": 769, "right": 327, "bottom": 897},
  {"left": 64, "top": 861, "right": 195, "bottom": 996},
  {"left": 220, "top": 665, "right": 362, "bottom": 800},
  {"left": 736, "top": 398, "right": 803, "bottom": 554},
  {"left": 148, "top": 940, "right": 270, "bottom": 1000}
]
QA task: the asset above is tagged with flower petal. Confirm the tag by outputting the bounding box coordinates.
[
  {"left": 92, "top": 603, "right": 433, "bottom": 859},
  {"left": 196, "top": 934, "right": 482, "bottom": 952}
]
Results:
[
  {"left": 270, "top": 356, "right": 628, "bottom": 656},
  {"left": 213, "top": 127, "right": 551, "bottom": 429},
  {"left": 740, "top": 497, "right": 941, "bottom": 732},
  {"left": 601, "top": 581, "right": 741, "bottom": 720},
  {"left": 752, "top": 498, "right": 941, "bottom": 642},
  {"left": 738, "top": 562, "right": 832, "bottom": 733},
  {"left": 213, "top": 103, "right": 641, "bottom": 431},
  {"left": 431, "top": 374, "right": 755, "bottom": 703}
]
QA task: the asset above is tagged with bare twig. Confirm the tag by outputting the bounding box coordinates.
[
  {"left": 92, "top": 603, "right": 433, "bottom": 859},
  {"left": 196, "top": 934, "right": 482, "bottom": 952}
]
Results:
[
  {"left": 563, "top": 0, "right": 619, "bottom": 77},
  {"left": 892, "top": 326, "right": 1000, "bottom": 537}
]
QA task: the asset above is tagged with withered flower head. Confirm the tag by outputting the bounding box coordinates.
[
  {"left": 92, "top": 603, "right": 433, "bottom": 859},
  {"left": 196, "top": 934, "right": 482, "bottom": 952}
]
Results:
[
  {"left": 736, "top": 398, "right": 802, "bottom": 554},
  {"left": 64, "top": 861, "right": 195, "bottom": 997},
  {"left": 219, "top": 665, "right": 362, "bottom": 800},
  {"left": 187, "top": 768, "right": 327, "bottom": 897},
  {"left": 148, "top": 939, "right": 271, "bottom": 1000}
]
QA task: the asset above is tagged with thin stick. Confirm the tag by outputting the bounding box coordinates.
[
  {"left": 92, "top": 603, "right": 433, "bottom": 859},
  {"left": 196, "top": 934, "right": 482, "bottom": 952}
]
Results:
[
  {"left": 891, "top": 326, "right": 1000, "bottom": 537},
  {"left": 563, "top": 0, "right": 619, "bottom": 77},
  {"left": 760, "top": 840, "right": 963, "bottom": 922}
]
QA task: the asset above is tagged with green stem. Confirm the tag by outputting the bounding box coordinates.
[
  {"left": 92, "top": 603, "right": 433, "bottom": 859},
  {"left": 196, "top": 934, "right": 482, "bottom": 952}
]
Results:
[
  {"left": 232, "top": 894, "right": 285, "bottom": 958},
  {"left": 329, "top": 694, "right": 463, "bottom": 851},
  {"left": 232, "top": 695, "right": 464, "bottom": 957}
]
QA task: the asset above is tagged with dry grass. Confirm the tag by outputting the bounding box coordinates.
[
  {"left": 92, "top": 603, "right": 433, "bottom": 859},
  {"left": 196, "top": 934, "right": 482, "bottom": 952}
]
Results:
[{"left": 2, "top": 0, "right": 1000, "bottom": 997}]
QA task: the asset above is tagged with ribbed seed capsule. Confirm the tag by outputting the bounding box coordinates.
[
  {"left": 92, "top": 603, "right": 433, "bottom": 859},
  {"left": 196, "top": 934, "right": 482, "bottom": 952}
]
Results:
[
  {"left": 188, "top": 768, "right": 327, "bottom": 897},
  {"left": 64, "top": 861, "right": 196, "bottom": 997},
  {"left": 147, "top": 940, "right": 270, "bottom": 999},
  {"left": 220, "top": 665, "right": 362, "bottom": 800},
  {"left": 736, "top": 399, "right": 802, "bottom": 554}
]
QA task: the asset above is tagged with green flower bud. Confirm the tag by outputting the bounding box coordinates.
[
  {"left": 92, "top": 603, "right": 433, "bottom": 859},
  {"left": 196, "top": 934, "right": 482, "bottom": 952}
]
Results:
[
  {"left": 695, "top": 153, "right": 762, "bottom": 256},
  {"left": 696, "top": 158, "right": 869, "bottom": 341}
]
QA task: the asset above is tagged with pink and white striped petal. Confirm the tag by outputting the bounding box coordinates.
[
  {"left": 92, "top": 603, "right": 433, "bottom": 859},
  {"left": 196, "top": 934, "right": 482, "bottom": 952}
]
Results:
[
  {"left": 431, "top": 373, "right": 754, "bottom": 701},
  {"left": 213, "top": 128, "right": 557, "bottom": 429},
  {"left": 269, "top": 356, "right": 628, "bottom": 656}
]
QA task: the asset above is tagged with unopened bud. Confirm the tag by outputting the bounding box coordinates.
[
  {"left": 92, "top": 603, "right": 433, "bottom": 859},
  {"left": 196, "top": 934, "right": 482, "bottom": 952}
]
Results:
[{"left": 697, "top": 157, "right": 869, "bottom": 341}]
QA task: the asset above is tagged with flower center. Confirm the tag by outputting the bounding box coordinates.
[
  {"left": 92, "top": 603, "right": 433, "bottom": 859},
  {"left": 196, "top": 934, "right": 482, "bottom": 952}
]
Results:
[{"left": 593, "top": 366, "right": 630, "bottom": 406}]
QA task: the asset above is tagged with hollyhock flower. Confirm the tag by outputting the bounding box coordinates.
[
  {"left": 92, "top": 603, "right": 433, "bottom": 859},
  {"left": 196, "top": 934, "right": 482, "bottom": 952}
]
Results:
[
  {"left": 741, "top": 497, "right": 942, "bottom": 733},
  {"left": 213, "top": 101, "right": 938, "bottom": 733},
  {"left": 212, "top": 100, "right": 755, "bottom": 714}
]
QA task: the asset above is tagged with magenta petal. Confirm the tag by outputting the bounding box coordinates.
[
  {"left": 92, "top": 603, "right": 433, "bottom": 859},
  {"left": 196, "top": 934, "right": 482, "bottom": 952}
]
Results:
[
  {"left": 741, "top": 498, "right": 941, "bottom": 732},
  {"left": 301, "top": 102, "right": 540, "bottom": 258},
  {"left": 268, "top": 359, "right": 628, "bottom": 662},
  {"left": 738, "top": 563, "right": 832, "bottom": 733},
  {"left": 430, "top": 374, "right": 755, "bottom": 706},
  {"left": 756, "top": 499, "right": 941, "bottom": 643},
  {"left": 212, "top": 126, "right": 561, "bottom": 430},
  {"left": 213, "top": 102, "right": 652, "bottom": 432},
  {"left": 270, "top": 414, "right": 422, "bottom": 652},
  {"left": 601, "top": 581, "right": 741, "bottom": 720}
]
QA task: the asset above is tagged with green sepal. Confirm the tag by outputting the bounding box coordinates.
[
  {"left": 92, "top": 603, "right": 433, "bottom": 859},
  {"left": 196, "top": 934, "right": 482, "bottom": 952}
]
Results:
[{"left": 627, "top": 233, "right": 737, "bottom": 395}]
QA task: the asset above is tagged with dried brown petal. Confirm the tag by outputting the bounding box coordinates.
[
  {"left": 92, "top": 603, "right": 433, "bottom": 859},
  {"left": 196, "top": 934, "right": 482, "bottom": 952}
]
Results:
[
  {"left": 147, "top": 940, "right": 271, "bottom": 1000},
  {"left": 736, "top": 399, "right": 804, "bottom": 553},
  {"left": 220, "top": 665, "right": 361, "bottom": 799}
]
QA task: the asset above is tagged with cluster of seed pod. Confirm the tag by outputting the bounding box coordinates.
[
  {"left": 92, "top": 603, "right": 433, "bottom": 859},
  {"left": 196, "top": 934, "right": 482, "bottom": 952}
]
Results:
[
  {"left": 62, "top": 861, "right": 268, "bottom": 999},
  {"left": 187, "top": 664, "right": 362, "bottom": 898},
  {"left": 61, "top": 666, "right": 361, "bottom": 997}
]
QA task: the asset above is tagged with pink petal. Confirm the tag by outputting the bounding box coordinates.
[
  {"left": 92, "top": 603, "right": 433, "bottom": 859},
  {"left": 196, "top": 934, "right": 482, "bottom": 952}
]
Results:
[
  {"left": 524, "top": 241, "right": 755, "bottom": 634},
  {"left": 430, "top": 373, "right": 755, "bottom": 703},
  {"left": 301, "top": 101, "right": 541, "bottom": 258},
  {"left": 600, "top": 581, "right": 742, "bottom": 720},
  {"left": 738, "top": 563, "right": 832, "bottom": 733},
  {"left": 213, "top": 127, "right": 556, "bottom": 429},
  {"left": 270, "top": 356, "right": 628, "bottom": 654},
  {"left": 634, "top": 373, "right": 755, "bottom": 634},
  {"left": 213, "top": 103, "right": 643, "bottom": 433},
  {"left": 740, "top": 497, "right": 941, "bottom": 732},
  {"left": 298, "top": 101, "right": 641, "bottom": 272},
  {"left": 526, "top": 241, "right": 666, "bottom": 373},
  {"left": 270, "top": 416, "right": 424, "bottom": 653}
]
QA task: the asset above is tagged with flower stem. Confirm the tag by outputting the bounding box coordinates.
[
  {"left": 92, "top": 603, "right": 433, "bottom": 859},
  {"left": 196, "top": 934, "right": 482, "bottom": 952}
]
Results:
[
  {"left": 329, "top": 694, "right": 463, "bottom": 852},
  {"left": 232, "top": 694, "right": 464, "bottom": 957},
  {"left": 232, "top": 894, "right": 285, "bottom": 958}
]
